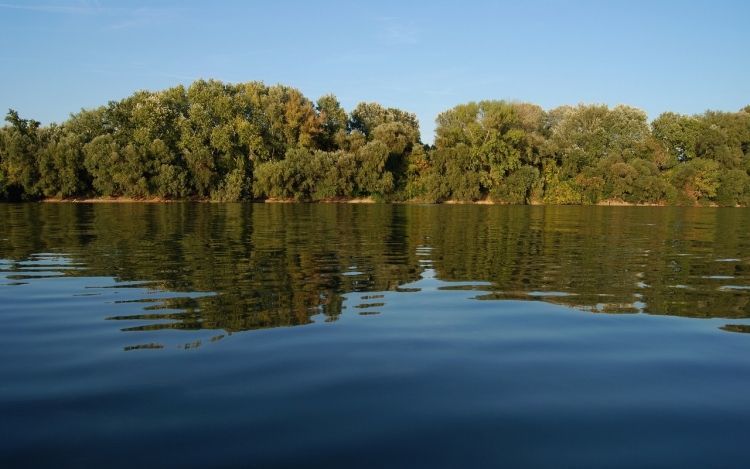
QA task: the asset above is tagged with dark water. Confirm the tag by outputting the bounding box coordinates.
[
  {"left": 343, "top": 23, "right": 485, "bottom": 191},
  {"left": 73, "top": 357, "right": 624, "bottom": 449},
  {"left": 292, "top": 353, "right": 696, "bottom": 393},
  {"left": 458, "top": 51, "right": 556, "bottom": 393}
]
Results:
[{"left": 1, "top": 203, "right": 750, "bottom": 468}]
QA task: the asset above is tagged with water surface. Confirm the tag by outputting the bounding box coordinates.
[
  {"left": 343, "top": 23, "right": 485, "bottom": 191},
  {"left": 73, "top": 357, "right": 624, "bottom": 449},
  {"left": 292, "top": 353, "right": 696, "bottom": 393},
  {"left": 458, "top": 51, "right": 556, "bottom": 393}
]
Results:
[{"left": 1, "top": 204, "right": 750, "bottom": 468}]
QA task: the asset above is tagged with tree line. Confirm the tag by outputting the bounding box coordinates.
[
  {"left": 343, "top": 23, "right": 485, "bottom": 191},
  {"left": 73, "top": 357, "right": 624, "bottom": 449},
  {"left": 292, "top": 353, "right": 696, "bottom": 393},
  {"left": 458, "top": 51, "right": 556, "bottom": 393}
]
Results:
[{"left": 1, "top": 78, "right": 749, "bottom": 205}]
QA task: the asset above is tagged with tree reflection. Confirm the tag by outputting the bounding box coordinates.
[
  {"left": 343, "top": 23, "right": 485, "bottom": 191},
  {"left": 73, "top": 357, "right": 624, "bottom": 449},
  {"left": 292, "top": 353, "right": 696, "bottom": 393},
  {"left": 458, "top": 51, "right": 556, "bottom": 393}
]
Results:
[{"left": 1, "top": 203, "right": 749, "bottom": 338}]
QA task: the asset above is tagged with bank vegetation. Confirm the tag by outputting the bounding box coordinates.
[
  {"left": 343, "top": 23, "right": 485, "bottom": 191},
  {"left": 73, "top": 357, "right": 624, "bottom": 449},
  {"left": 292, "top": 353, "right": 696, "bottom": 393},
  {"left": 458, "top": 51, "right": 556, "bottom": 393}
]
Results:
[{"left": 1, "top": 79, "right": 749, "bottom": 206}]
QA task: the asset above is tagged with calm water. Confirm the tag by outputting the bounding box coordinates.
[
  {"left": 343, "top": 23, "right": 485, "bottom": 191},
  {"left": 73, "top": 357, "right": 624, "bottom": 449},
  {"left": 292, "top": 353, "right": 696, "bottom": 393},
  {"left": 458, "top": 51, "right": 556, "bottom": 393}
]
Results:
[{"left": 2, "top": 203, "right": 750, "bottom": 468}]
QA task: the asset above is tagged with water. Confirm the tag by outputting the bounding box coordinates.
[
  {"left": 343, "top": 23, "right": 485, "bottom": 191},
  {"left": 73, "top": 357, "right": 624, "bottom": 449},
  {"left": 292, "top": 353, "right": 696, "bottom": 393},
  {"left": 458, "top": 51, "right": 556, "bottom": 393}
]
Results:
[{"left": 1, "top": 203, "right": 750, "bottom": 468}]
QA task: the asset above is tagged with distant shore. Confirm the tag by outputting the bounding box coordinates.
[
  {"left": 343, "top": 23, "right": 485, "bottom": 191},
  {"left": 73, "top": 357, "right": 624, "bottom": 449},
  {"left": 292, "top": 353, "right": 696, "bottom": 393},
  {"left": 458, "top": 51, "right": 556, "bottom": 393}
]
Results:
[{"left": 35, "top": 197, "right": 710, "bottom": 207}]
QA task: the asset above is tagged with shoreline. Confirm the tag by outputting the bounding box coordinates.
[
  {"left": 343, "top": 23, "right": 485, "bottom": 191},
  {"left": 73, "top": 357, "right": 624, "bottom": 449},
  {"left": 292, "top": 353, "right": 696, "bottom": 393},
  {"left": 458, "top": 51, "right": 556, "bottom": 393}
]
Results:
[{"left": 33, "top": 197, "right": 721, "bottom": 207}]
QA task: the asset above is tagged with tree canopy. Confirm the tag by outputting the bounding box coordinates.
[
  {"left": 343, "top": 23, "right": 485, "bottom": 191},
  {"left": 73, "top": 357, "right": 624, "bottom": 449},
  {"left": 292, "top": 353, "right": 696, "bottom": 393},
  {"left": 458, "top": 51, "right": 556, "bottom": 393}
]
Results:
[{"left": 1, "top": 79, "right": 749, "bottom": 206}]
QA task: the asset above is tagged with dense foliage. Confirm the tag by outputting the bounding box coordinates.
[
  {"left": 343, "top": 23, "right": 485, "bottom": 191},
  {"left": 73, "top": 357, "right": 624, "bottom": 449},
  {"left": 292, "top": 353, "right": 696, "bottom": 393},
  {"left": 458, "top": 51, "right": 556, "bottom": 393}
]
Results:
[{"left": 1, "top": 79, "right": 748, "bottom": 205}]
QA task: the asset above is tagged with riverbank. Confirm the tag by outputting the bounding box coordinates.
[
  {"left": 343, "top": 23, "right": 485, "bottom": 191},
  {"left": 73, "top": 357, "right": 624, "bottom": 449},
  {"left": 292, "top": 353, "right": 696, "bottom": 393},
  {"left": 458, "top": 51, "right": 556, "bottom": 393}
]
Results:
[
  {"left": 39, "top": 196, "right": 376, "bottom": 204},
  {"left": 41, "top": 196, "right": 185, "bottom": 203},
  {"left": 35, "top": 196, "right": 717, "bottom": 206}
]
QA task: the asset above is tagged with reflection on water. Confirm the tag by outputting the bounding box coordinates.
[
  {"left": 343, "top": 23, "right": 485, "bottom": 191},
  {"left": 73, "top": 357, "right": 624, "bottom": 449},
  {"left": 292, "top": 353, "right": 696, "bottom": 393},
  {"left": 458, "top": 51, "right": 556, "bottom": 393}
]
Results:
[
  {"left": 720, "top": 324, "right": 750, "bottom": 333},
  {"left": 4, "top": 204, "right": 750, "bottom": 468},
  {"left": 1, "top": 204, "right": 750, "bottom": 345}
]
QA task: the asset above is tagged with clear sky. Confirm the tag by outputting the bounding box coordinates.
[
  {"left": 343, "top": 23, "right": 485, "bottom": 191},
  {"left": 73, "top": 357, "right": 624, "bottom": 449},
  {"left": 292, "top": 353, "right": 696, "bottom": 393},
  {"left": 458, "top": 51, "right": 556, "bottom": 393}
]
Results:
[{"left": 1, "top": 0, "right": 748, "bottom": 143}]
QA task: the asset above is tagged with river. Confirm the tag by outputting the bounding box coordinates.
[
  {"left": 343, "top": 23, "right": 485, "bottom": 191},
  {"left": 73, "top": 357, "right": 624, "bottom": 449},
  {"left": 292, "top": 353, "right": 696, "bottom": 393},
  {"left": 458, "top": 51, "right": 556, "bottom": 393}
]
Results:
[{"left": 1, "top": 203, "right": 750, "bottom": 468}]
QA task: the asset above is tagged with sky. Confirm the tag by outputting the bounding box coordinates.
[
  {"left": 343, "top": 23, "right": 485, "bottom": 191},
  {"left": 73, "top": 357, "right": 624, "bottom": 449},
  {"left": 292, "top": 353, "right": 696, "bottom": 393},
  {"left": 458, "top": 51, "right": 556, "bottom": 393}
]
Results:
[{"left": 1, "top": 0, "right": 748, "bottom": 143}]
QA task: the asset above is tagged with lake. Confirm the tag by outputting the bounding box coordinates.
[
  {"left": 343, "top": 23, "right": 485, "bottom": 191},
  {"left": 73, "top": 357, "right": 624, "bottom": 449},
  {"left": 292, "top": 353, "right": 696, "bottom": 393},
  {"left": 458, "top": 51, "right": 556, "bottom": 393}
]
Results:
[{"left": 2, "top": 203, "right": 750, "bottom": 468}]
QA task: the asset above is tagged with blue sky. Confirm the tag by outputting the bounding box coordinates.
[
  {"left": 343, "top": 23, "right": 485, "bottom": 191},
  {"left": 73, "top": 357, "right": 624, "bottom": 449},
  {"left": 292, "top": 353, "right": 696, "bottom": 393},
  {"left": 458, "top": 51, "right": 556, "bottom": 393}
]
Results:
[{"left": 1, "top": 0, "right": 748, "bottom": 143}]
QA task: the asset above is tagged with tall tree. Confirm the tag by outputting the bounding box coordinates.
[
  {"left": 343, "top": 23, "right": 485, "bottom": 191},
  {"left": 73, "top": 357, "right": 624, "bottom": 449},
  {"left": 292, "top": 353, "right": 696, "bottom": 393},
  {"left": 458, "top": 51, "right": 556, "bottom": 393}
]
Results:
[
  {"left": 434, "top": 100, "right": 532, "bottom": 198},
  {"left": 315, "top": 94, "right": 348, "bottom": 152},
  {"left": 1, "top": 110, "right": 42, "bottom": 200}
]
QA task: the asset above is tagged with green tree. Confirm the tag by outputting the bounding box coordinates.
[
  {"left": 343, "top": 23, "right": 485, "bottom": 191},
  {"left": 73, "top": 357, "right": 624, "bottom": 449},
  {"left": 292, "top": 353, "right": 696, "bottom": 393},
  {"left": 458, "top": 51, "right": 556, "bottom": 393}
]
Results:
[
  {"left": 651, "top": 112, "right": 699, "bottom": 162},
  {"left": 604, "top": 104, "right": 650, "bottom": 160},
  {"left": 434, "top": 100, "right": 531, "bottom": 199},
  {"left": 261, "top": 84, "right": 324, "bottom": 157},
  {"left": 543, "top": 103, "right": 650, "bottom": 204},
  {"left": 355, "top": 140, "right": 395, "bottom": 198},
  {"left": 545, "top": 103, "right": 609, "bottom": 178},
  {"left": 35, "top": 125, "right": 90, "bottom": 198},
  {"left": 491, "top": 165, "right": 540, "bottom": 204},
  {"left": 315, "top": 94, "right": 348, "bottom": 152},
  {"left": 671, "top": 158, "right": 720, "bottom": 203},
  {"left": 1, "top": 110, "right": 43, "bottom": 200},
  {"left": 695, "top": 110, "right": 750, "bottom": 170},
  {"left": 178, "top": 79, "right": 268, "bottom": 199},
  {"left": 422, "top": 145, "right": 482, "bottom": 203},
  {"left": 349, "top": 102, "right": 421, "bottom": 195},
  {"left": 716, "top": 169, "right": 750, "bottom": 206}
]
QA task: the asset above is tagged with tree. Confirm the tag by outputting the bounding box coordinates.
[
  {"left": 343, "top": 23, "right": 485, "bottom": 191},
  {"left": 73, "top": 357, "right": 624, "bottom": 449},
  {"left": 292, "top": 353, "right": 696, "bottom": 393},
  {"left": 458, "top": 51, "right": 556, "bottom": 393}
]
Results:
[
  {"left": 694, "top": 110, "right": 750, "bottom": 170},
  {"left": 543, "top": 103, "right": 651, "bottom": 204},
  {"left": 434, "top": 100, "right": 531, "bottom": 197},
  {"left": 545, "top": 103, "right": 610, "bottom": 177},
  {"left": 355, "top": 140, "right": 395, "bottom": 197},
  {"left": 491, "top": 165, "right": 540, "bottom": 204},
  {"left": 35, "top": 125, "right": 90, "bottom": 198},
  {"left": 178, "top": 79, "right": 266, "bottom": 199},
  {"left": 604, "top": 104, "right": 649, "bottom": 160},
  {"left": 422, "top": 145, "right": 482, "bottom": 203},
  {"left": 348, "top": 102, "right": 420, "bottom": 197},
  {"left": 651, "top": 112, "right": 699, "bottom": 162},
  {"left": 716, "top": 169, "right": 750, "bottom": 206},
  {"left": 510, "top": 101, "right": 547, "bottom": 166},
  {"left": 261, "top": 84, "right": 323, "bottom": 157},
  {"left": 1, "top": 110, "right": 43, "bottom": 200},
  {"left": 349, "top": 102, "right": 419, "bottom": 140},
  {"left": 671, "top": 158, "right": 720, "bottom": 202},
  {"left": 315, "top": 94, "right": 348, "bottom": 152}
]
